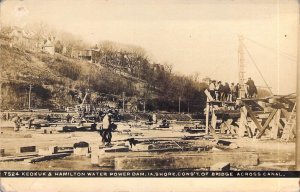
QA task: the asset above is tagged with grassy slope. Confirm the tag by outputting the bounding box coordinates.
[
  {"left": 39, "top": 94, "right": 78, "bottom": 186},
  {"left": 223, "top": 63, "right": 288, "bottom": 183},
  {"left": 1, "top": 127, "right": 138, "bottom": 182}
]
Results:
[{"left": 0, "top": 44, "right": 134, "bottom": 110}]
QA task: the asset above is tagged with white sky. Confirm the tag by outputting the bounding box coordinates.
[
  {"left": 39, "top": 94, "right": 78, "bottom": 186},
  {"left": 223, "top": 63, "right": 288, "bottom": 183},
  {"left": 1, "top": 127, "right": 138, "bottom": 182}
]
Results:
[{"left": 1, "top": 0, "right": 298, "bottom": 95}]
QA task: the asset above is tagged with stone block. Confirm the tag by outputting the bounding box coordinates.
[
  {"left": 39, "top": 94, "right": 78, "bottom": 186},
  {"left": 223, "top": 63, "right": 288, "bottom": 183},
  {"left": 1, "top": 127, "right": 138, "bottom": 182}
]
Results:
[
  {"left": 210, "top": 162, "right": 230, "bottom": 171},
  {"left": 74, "top": 147, "right": 89, "bottom": 156},
  {"left": 16, "top": 146, "right": 36, "bottom": 153},
  {"left": 49, "top": 146, "right": 59, "bottom": 154}
]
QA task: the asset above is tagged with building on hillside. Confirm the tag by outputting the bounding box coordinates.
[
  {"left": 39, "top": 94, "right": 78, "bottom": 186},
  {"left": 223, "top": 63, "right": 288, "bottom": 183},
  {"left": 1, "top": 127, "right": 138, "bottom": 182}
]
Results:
[
  {"left": 42, "top": 36, "right": 55, "bottom": 55},
  {"left": 153, "top": 63, "right": 165, "bottom": 72},
  {"left": 9, "top": 26, "right": 39, "bottom": 51},
  {"left": 71, "top": 49, "right": 80, "bottom": 59},
  {"left": 78, "top": 48, "right": 100, "bottom": 63}
]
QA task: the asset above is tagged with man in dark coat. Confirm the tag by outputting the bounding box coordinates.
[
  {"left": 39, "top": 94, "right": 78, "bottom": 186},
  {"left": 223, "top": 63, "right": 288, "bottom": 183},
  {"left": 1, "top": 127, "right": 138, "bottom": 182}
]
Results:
[{"left": 245, "top": 78, "right": 258, "bottom": 98}]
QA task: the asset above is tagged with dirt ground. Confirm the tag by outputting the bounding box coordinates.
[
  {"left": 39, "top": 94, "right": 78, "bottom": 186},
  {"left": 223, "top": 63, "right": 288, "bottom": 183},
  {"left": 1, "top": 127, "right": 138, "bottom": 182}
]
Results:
[{"left": 0, "top": 121, "right": 296, "bottom": 171}]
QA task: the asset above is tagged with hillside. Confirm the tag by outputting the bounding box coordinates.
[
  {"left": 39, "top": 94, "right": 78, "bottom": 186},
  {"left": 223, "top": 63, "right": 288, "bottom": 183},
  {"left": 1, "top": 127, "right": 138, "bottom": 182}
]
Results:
[
  {"left": 0, "top": 44, "right": 138, "bottom": 110},
  {"left": 0, "top": 43, "right": 207, "bottom": 112}
]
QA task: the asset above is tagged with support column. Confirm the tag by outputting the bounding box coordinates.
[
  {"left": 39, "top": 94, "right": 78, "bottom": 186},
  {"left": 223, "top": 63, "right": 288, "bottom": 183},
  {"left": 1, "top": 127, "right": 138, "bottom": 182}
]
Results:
[
  {"left": 270, "top": 109, "right": 281, "bottom": 139},
  {"left": 205, "top": 98, "right": 209, "bottom": 135},
  {"left": 238, "top": 106, "right": 247, "bottom": 137}
]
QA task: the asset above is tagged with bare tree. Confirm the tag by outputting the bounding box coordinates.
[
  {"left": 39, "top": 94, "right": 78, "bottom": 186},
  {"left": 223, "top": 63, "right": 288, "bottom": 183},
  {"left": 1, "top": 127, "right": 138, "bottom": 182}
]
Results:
[{"left": 163, "top": 62, "right": 173, "bottom": 74}]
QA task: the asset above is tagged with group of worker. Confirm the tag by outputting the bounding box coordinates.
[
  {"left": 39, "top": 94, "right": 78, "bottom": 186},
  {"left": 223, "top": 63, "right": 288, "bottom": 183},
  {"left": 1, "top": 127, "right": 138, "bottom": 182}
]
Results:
[
  {"left": 208, "top": 77, "right": 258, "bottom": 101},
  {"left": 12, "top": 116, "right": 35, "bottom": 132}
]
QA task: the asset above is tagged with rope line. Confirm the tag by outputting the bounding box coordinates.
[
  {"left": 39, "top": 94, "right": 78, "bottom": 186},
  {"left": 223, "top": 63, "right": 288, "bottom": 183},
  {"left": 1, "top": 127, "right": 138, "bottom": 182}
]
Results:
[{"left": 241, "top": 42, "right": 274, "bottom": 95}]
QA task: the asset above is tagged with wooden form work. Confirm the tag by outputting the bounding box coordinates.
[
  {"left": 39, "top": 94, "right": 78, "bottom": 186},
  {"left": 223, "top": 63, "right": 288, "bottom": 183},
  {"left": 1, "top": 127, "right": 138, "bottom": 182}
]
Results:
[{"left": 204, "top": 89, "right": 296, "bottom": 141}]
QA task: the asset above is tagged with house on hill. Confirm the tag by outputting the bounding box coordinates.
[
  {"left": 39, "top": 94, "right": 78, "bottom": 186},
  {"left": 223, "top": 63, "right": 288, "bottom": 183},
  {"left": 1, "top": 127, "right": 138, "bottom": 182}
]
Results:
[
  {"left": 9, "top": 26, "right": 39, "bottom": 51},
  {"left": 78, "top": 48, "right": 100, "bottom": 63},
  {"left": 153, "top": 63, "right": 165, "bottom": 72},
  {"left": 42, "top": 36, "right": 55, "bottom": 55}
]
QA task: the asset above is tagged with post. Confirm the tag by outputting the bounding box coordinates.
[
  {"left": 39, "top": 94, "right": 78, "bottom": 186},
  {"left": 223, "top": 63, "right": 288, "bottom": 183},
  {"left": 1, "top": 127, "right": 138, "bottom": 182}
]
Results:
[
  {"left": 143, "top": 101, "right": 146, "bottom": 113},
  {"left": 122, "top": 92, "right": 125, "bottom": 112},
  {"left": 269, "top": 109, "right": 281, "bottom": 139},
  {"left": 28, "top": 84, "right": 32, "bottom": 111},
  {"left": 238, "top": 35, "right": 246, "bottom": 98},
  {"left": 178, "top": 97, "right": 181, "bottom": 113},
  {"left": 205, "top": 97, "right": 209, "bottom": 135},
  {"left": 239, "top": 106, "right": 247, "bottom": 137}
]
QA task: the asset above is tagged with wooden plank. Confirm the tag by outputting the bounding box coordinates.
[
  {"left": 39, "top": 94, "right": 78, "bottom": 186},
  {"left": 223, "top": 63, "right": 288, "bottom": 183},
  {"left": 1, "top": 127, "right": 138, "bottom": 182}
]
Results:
[
  {"left": 244, "top": 104, "right": 264, "bottom": 132},
  {"left": 211, "top": 110, "right": 217, "bottom": 129},
  {"left": 103, "top": 147, "right": 129, "bottom": 153},
  {"left": 245, "top": 125, "right": 253, "bottom": 138},
  {"left": 256, "top": 109, "right": 278, "bottom": 139},
  {"left": 248, "top": 121, "right": 257, "bottom": 135},
  {"left": 281, "top": 103, "right": 296, "bottom": 141},
  {"left": 0, "top": 153, "right": 39, "bottom": 162},
  {"left": 24, "top": 153, "right": 71, "bottom": 163},
  {"left": 209, "top": 111, "right": 219, "bottom": 140},
  {"left": 204, "top": 89, "right": 214, "bottom": 102},
  {"left": 270, "top": 110, "right": 281, "bottom": 139}
]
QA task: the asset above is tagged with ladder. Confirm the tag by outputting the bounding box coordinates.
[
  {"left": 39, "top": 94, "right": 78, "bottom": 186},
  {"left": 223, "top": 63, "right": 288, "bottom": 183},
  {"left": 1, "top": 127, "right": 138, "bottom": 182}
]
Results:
[{"left": 280, "top": 103, "right": 296, "bottom": 141}]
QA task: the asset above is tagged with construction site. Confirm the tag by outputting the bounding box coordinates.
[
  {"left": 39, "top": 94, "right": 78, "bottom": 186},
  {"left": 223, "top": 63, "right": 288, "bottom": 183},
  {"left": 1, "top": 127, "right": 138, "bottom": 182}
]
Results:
[
  {"left": 0, "top": 93, "right": 296, "bottom": 171},
  {"left": 0, "top": 37, "right": 297, "bottom": 172},
  {"left": 0, "top": 1, "right": 298, "bottom": 174}
]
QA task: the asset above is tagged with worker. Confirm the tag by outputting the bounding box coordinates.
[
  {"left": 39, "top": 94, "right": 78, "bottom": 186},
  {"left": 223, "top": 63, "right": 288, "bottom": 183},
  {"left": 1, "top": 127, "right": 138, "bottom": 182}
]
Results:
[
  {"left": 223, "top": 82, "right": 231, "bottom": 101},
  {"left": 208, "top": 80, "right": 216, "bottom": 100},
  {"left": 234, "top": 83, "right": 240, "bottom": 98},
  {"left": 215, "top": 81, "right": 222, "bottom": 101},
  {"left": 152, "top": 113, "right": 157, "bottom": 124},
  {"left": 45, "top": 114, "right": 51, "bottom": 122},
  {"left": 229, "top": 83, "right": 235, "bottom": 102},
  {"left": 12, "top": 116, "right": 21, "bottom": 132},
  {"left": 100, "top": 113, "right": 113, "bottom": 146},
  {"left": 66, "top": 113, "right": 72, "bottom": 123},
  {"left": 148, "top": 114, "right": 153, "bottom": 123},
  {"left": 245, "top": 77, "right": 258, "bottom": 98},
  {"left": 27, "top": 117, "right": 34, "bottom": 129}
]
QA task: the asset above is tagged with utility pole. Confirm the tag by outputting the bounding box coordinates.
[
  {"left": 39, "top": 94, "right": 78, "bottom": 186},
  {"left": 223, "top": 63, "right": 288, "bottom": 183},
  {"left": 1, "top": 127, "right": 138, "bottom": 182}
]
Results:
[
  {"left": 122, "top": 92, "right": 125, "bottom": 112},
  {"left": 28, "top": 84, "right": 32, "bottom": 111},
  {"left": 178, "top": 96, "right": 181, "bottom": 113},
  {"left": 238, "top": 35, "right": 246, "bottom": 98}
]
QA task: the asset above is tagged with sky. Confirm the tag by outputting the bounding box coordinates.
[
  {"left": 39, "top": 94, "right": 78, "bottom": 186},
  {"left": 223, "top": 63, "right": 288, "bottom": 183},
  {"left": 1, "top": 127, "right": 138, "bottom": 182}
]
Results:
[{"left": 0, "top": 0, "right": 298, "bottom": 95}]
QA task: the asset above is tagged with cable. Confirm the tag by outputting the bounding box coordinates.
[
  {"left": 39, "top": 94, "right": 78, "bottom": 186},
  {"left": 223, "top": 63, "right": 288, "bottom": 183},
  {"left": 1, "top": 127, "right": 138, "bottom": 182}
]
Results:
[
  {"left": 241, "top": 42, "right": 274, "bottom": 95},
  {"left": 244, "top": 37, "right": 297, "bottom": 63}
]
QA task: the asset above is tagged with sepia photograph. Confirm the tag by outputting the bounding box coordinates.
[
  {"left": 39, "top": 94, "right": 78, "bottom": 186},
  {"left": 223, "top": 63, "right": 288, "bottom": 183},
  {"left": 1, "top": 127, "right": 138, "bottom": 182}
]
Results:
[{"left": 0, "top": 0, "right": 299, "bottom": 181}]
